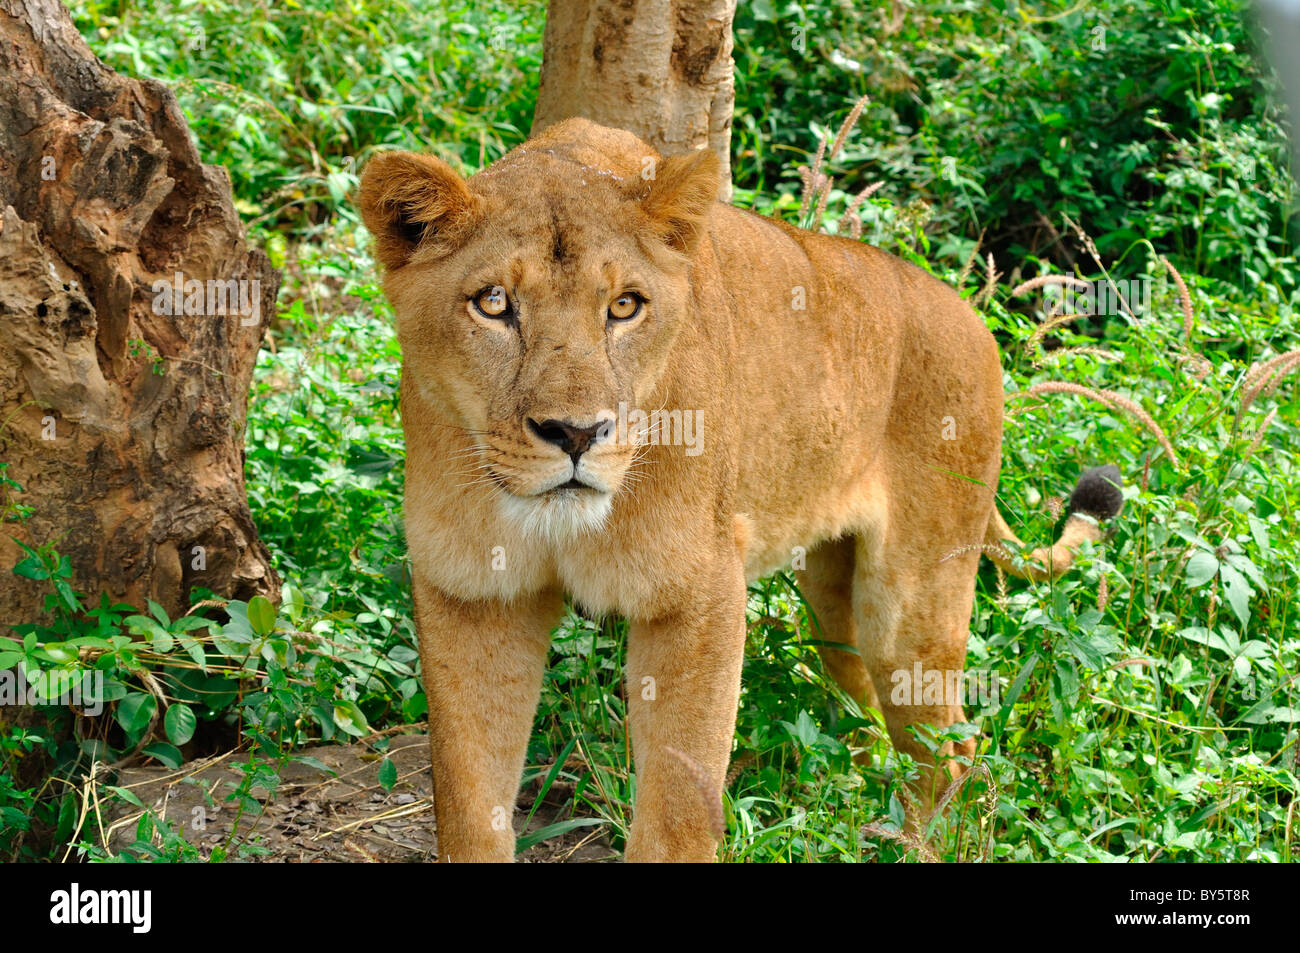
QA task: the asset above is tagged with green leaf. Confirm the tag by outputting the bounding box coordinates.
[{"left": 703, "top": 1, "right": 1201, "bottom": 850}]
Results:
[
  {"left": 147, "top": 599, "right": 172, "bottom": 629},
  {"left": 55, "top": 791, "right": 77, "bottom": 843},
  {"left": 514, "top": 818, "right": 607, "bottom": 854},
  {"left": 1004, "top": 654, "right": 1039, "bottom": 709},
  {"left": 1185, "top": 550, "right": 1219, "bottom": 588},
  {"left": 294, "top": 755, "right": 337, "bottom": 776},
  {"left": 247, "top": 595, "right": 277, "bottom": 636},
  {"left": 170, "top": 616, "right": 212, "bottom": 633},
  {"left": 203, "top": 676, "right": 238, "bottom": 710},
  {"left": 116, "top": 692, "right": 157, "bottom": 736},
  {"left": 65, "top": 636, "right": 113, "bottom": 650},
  {"left": 784, "top": 710, "right": 819, "bottom": 747},
  {"left": 41, "top": 642, "right": 77, "bottom": 664},
  {"left": 176, "top": 635, "right": 207, "bottom": 671},
  {"left": 53, "top": 579, "right": 80, "bottom": 613},
  {"left": 402, "top": 692, "right": 427, "bottom": 721},
  {"left": 151, "top": 629, "right": 175, "bottom": 654},
  {"left": 164, "top": 703, "right": 197, "bottom": 745},
  {"left": 13, "top": 556, "right": 50, "bottom": 580},
  {"left": 142, "top": 742, "right": 183, "bottom": 769},
  {"left": 377, "top": 757, "right": 397, "bottom": 791},
  {"left": 282, "top": 582, "right": 306, "bottom": 625},
  {"left": 1225, "top": 553, "right": 1266, "bottom": 589},
  {"left": 1247, "top": 514, "right": 1270, "bottom": 556},
  {"left": 84, "top": 677, "right": 128, "bottom": 704},
  {"left": 1174, "top": 626, "right": 1231, "bottom": 654},
  {"left": 124, "top": 614, "right": 167, "bottom": 640},
  {"left": 1218, "top": 564, "right": 1252, "bottom": 628},
  {"left": 106, "top": 785, "right": 146, "bottom": 809},
  {"left": 523, "top": 736, "right": 578, "bottom": 823},
  {"left": 887, "top": 791, "right": 906, "bottom": 829},
  {"left": 332, "top": 700, "right": 370, "bottom": 738}
]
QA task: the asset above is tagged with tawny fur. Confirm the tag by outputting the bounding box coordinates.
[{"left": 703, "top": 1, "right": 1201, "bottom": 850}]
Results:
[{"left": 358, "top": 119, "right": 1118, "bottom": 863}]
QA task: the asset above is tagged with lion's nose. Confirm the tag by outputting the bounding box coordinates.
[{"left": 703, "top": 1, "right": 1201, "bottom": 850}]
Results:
[{"left": 527, "top": 417, "right": 612, "bottom": 461}]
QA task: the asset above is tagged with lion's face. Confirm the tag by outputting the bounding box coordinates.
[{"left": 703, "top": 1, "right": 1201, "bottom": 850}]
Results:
[{"left": 359, "top": 137, "right": 720, "bottom": 538}]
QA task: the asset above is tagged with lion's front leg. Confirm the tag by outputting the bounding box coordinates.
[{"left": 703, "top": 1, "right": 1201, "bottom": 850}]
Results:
[
  {"left": 413, "top": 578, "right": 562, "bottom": 862},
  {"left": 623, "top": 559, "right": 747, "bottom": 862}
]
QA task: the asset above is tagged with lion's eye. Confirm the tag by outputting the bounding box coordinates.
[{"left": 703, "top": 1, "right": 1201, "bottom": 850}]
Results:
[
  {"left": 470, "top": 286, "right": 512, "bottom": 320},
  {"left": 608, "top": 293, "right": 643, "bottom": 322}
]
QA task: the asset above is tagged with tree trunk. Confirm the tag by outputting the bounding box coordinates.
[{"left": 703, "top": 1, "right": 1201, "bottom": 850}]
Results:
[
  {"left": 532, "top": 0, "right": 736, "bottom": 197},
  {"left": 0, "top": 0, "right": 279, "bottom": 626}
]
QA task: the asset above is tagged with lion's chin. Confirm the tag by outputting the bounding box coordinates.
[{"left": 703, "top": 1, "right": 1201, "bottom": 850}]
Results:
[{"left": 497, "top": 486, "right": 613, "bottom": 542}]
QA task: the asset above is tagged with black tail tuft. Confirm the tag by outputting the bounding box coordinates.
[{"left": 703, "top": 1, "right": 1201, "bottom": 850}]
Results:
[{"left": 1067, "top": 464, "right": 1124, "bottom": 521}]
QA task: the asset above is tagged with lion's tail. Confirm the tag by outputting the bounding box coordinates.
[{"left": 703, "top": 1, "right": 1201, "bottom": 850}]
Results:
[{"left": 984, "top": 464, "right": 1124, "bottom": 582}]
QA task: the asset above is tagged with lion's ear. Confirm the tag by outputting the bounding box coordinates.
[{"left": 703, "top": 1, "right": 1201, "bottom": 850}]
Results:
[
  {"left": 638, "top": 149, "right": 721, "bottom": 255},
  {"left": 358, "top": 152, "right": 480, "bottom": 269}
]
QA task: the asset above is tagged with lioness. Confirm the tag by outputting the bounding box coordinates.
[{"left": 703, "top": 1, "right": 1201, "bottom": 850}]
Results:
[{"left": 357, "top": 119, "right": 1122, "bottom": 862}]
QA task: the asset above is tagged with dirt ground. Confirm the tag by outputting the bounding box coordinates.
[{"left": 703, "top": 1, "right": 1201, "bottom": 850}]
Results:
[{"left": 101, "top": 733, "right": 618, "bottom": 862}]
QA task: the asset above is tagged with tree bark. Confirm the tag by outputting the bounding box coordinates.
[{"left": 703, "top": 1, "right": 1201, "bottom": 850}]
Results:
[
  {"left": 0, "top": 0, "right": 279, "bottom": 626},
  {"left": 532, "top": 0, "right": 736, "bottom": 197}
]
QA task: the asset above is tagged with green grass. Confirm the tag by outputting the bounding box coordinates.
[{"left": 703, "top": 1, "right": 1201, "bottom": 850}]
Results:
[{"left": 1, "top": 0, "right": 1294, "bottom": 862}]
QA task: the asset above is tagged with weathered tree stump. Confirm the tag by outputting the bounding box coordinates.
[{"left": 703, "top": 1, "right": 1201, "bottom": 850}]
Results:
[{"left": 0, "top": 0, "right": 279, "bottom": 625}]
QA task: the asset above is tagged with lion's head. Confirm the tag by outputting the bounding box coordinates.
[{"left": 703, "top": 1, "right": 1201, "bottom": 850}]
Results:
[{"left": 358, "top": 120, "right": 720, "bottom": 538}]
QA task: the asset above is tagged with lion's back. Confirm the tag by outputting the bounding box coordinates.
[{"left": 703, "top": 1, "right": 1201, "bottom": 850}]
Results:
[{"left": 694, "top": 200, "right": 1005, "bottom": 560}]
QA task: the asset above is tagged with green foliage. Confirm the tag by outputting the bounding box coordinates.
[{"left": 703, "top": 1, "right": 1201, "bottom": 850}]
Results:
[
  {"left": 0, "top": 536, "right": 406, "bottom": 860},
  {"left": 67, "top": 0, "right": 1299, "bottom": 294},
  {"left": 70, "top": 0, "right": 544, "bottom": 239},
  {"left": 10, "top": 0, "right": 1290, "bottom": 861},
  {"left": 244, "top": 241, "right": 423, "bottom": 732},
  {"left": 734, "top": 0, "right": 1299, "bottom": 296}
]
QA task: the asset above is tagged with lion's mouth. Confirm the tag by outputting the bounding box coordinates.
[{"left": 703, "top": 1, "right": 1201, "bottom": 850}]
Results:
[
  {"left": 553, "top": 477, "right": 597, "bottom": 491},
  {"left": 494, "top": 475, "right": 608, "bottom": 497},
  {"left": 481, "top": 462, "right": 614, "bottom": 499}
]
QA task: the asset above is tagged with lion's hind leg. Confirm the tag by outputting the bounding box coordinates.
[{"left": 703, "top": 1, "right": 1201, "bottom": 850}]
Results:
[
  {"left": 851, "top": 505, "right": 985, "bottom": 810},
  {"left": 795, "top": 535, "right": 881, "bottom": 714}
]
